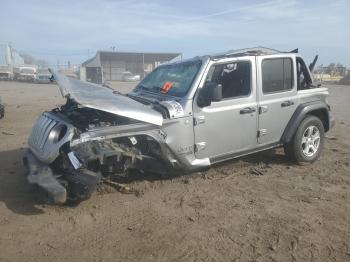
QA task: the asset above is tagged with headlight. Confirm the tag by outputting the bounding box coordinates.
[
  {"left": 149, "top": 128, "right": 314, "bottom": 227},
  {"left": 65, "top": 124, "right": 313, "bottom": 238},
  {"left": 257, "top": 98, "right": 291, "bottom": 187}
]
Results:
[{"left": 48, "top": 124, "right": 68, "bottom": 144}]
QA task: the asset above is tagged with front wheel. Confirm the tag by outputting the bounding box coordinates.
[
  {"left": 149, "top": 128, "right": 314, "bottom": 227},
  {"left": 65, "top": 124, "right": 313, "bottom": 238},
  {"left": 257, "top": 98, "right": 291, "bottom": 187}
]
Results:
[{"left": 285, "top": 115, "right": 324, "bottom": 164}]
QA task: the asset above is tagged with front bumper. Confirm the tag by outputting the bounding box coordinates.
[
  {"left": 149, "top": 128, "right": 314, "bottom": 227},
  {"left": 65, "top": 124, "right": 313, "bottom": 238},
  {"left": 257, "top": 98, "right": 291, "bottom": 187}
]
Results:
[
  {"left": 23, "top": 149, "right": 67, "bottom": 204},
  {"left": 23, "top": 149, "right": 101, "bottom": 204},
  {"left": 18, "top": 75, "right": 35, "bottom": 81}
]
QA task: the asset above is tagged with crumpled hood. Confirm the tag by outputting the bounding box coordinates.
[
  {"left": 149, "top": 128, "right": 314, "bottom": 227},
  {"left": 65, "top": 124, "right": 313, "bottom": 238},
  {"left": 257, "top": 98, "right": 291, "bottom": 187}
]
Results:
[{"left": 50, "top": 70, "right": 163, "bottom": 126}]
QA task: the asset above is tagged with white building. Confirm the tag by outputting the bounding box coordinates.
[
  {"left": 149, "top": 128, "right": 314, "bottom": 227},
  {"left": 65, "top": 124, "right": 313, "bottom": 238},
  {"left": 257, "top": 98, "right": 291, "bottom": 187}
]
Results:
[{"left": 80, "top": 51, "right": 181, "bottom": 84}]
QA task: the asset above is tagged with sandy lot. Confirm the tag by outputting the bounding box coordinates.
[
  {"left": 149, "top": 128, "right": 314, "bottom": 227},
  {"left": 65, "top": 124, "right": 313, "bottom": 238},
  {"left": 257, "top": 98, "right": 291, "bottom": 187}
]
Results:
[{"left": 0, "top": 81, "right": 349, "bottom": 262}]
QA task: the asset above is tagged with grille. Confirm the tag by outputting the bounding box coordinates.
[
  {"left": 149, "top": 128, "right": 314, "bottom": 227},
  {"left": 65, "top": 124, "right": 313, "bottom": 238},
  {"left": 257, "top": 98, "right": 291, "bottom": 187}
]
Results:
[{"left": 29, "top": 114, "right": 58, "bottom": 150}]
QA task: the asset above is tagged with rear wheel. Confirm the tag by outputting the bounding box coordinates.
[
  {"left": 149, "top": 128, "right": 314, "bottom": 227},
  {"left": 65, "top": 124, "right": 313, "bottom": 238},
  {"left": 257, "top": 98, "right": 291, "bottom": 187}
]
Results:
[{"left": 285, "top": 115, "right": 324, "bottom": 164}]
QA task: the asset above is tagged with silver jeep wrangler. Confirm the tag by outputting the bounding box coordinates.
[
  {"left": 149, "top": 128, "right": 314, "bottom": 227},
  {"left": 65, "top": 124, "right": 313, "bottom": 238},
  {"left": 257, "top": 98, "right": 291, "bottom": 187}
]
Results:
[{"left": 24, "top": 47, "right": 334, "bottom": 204}]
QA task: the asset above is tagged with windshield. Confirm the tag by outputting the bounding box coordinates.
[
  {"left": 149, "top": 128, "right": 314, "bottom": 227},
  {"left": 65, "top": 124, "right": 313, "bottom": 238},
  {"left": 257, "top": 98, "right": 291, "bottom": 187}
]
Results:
[{"left": 135, "top": 60, "right": 202, "bottom": 97}]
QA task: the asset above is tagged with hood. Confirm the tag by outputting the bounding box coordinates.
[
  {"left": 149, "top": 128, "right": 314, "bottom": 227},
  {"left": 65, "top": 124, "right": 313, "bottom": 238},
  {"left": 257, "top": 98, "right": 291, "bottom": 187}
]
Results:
[{"left": 50, "top": 70, "right": 163, "bottom": 126}]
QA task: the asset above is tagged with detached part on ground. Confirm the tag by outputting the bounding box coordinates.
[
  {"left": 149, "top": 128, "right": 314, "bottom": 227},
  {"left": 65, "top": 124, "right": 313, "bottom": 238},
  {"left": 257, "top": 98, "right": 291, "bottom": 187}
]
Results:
[{"left": 23, "top": 47, "right": 334, "bottom": 204}]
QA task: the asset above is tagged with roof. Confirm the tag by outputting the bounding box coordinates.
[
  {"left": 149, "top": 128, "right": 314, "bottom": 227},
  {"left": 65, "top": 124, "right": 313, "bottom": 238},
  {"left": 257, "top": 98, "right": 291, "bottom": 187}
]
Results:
[
  {"left": 82, "top": 51, "right": 181, "bottom": 67},
  {"left": 212, "top": 46, "right": 287, "bottom": 59}
]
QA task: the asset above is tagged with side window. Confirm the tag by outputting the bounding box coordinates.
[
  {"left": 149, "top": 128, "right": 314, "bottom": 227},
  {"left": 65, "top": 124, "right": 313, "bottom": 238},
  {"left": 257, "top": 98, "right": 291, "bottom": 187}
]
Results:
[
  {"left": 262, "top": 58, "right": 293, "bottom": 94},
  {"left": 296, "top": 57, "right": 312, "bottom": 90},
  {"left": 205, "top": 61, "right": 251, "bottom": 99}
]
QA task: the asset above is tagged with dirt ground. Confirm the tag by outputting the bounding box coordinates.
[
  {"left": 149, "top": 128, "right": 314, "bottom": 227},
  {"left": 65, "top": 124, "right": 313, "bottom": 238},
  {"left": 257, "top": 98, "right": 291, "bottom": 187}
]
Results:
[{"left": 0, "top": 81, "right": 349, "bottom": 262}]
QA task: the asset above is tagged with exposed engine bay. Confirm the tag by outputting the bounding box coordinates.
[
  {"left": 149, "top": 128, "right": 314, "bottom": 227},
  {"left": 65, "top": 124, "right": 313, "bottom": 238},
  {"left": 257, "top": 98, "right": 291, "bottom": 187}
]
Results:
[
  {"left": 56, "top": 98, "right": 140, "bottom": 131},
  {"left": 24, "top": 98, "right": 173, "bottom": 204}
]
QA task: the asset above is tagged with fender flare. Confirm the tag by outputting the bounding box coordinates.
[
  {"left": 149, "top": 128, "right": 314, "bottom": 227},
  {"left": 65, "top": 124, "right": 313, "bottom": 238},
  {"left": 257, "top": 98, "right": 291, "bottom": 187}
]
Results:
[{"left": 281, "top": 101, "right": 330, "bottom": 144}]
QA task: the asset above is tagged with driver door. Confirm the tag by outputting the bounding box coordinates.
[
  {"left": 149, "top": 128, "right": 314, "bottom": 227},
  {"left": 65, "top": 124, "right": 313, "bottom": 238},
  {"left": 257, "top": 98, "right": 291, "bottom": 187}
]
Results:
[{"left": 193, "top": 57, "right": 258, "bottom": 162}]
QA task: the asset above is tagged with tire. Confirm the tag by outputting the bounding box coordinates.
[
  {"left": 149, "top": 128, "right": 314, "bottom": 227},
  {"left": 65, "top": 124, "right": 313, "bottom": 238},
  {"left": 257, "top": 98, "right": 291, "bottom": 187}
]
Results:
[{"left": 285, "top": 115, "right": 324, "bottom": 164}]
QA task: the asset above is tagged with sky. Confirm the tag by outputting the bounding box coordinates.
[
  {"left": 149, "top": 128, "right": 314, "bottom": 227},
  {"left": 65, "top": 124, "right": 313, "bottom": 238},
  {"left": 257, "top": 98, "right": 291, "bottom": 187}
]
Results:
[{"left": 1, "top": 0, "right": 350, "bottom": 67}]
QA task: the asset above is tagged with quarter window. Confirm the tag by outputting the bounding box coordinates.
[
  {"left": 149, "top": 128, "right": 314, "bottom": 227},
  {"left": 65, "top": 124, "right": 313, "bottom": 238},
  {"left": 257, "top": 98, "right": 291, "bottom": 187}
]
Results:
[{"left": 262, "top": 58, "right": 293, "bottom": 94}]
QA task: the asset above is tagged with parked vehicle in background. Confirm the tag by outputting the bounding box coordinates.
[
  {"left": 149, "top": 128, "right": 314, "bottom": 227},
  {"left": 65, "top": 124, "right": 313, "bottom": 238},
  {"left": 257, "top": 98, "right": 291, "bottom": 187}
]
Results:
[
  {"left": 35, "top": 68, "right": 52, "bottom": 83},
  {"left": 0, "top": 65, "right": 14, "bottom": 80},
  {"left": 23, "top": 47, "right": 334, "bottom": 204},
  {"left": 17, "top": 65, "right": 37, "bottom": 81},
  {"left": 0, "top": 97, "right": 5, "bottom": 119},
  {"left": 122, "top": 71, "right": 140, "bottom": 82}
]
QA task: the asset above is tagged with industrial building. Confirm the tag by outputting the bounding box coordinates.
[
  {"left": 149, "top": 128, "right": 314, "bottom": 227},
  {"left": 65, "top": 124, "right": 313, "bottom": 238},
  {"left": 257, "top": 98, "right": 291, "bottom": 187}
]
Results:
[{"left": 80, "top": 51, "right": 181, "bottom": 84}]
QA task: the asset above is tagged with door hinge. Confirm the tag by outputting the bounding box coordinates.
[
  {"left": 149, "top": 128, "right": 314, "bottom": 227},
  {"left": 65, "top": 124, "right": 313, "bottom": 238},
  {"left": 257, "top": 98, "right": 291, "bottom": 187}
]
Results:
[
  {"left": 195, "top": 142, "right": 207, "bottom": 152},
  {"left": 194, "top": 116, "right": 205, "bottom": 125},
  {"left": 259, "top": 106, "right": 268, "bottom": 114},
  {"left": 258, "top": 129, "right": 267, "bottom": 137}
]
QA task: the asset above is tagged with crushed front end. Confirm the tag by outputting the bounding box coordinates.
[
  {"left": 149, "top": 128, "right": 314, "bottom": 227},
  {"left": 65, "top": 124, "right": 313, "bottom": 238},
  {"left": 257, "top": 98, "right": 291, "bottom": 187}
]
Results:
[
  {"left": 23, "top": 66, "right": 210, "bottom": 204},
  {"left": 23, "top": 100, "right": 174, "bottom": 204}
]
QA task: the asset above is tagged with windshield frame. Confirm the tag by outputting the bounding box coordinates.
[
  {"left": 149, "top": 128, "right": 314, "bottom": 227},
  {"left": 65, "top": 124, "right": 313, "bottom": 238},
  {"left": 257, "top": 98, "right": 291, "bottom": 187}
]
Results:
[{"left": 134, "top": 60, "right": 203, "bottom": 98}]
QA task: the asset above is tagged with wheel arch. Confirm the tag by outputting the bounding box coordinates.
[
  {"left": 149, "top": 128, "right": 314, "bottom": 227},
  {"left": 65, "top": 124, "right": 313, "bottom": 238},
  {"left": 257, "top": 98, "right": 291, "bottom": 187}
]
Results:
[{"left": 281, "top": 101, "right": 330, "bottom": 144}]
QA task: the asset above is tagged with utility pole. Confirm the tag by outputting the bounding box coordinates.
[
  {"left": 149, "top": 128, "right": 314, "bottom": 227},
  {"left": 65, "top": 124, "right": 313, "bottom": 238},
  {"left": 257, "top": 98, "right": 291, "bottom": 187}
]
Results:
[{"left": 142, "top": 53, "right": 145, "bottom": 79}]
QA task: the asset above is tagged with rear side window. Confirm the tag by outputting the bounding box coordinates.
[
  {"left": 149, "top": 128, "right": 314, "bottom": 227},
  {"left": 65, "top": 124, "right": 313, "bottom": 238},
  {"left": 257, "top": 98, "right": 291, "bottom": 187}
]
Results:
[{"left": 262, "top": 58, "right": 293, "bottom": 94}]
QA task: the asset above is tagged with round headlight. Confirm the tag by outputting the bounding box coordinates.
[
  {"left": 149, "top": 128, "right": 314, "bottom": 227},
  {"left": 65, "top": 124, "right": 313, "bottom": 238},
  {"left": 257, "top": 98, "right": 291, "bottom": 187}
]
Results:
[{"left": 48, "top": 124, "right": 67, "bottom": 144}]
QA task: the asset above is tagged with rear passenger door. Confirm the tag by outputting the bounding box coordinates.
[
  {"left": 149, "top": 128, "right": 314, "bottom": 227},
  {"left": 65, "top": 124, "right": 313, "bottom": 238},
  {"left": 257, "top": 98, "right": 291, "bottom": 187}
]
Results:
[{"left": 257, "top": 56, "right": 298, "bottom": 145}]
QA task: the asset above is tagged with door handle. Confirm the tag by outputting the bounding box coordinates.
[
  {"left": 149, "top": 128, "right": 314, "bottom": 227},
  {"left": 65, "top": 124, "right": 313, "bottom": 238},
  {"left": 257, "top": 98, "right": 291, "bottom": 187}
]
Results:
[
  {"left": 281, "top": 101, "right": 294, "bottom": 107},
  {"left": 240, "top": 107, "right": 256, "bottom": 114}
]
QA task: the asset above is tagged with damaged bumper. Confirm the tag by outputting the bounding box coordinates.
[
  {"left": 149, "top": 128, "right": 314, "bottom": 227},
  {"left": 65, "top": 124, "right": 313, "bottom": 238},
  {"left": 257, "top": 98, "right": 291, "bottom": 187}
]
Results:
[
  {"left": 23, "top": 149, "right": 67, "bottom": 204},
  {"left": 23, "top": 149, "right": 101, "bottom": 204}
]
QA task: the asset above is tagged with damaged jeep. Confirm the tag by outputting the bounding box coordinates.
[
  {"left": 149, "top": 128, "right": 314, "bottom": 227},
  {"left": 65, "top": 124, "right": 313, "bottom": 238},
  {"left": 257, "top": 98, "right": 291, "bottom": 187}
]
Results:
[{"left": 24, "top": 47, "right": 334, "bottom": 204}]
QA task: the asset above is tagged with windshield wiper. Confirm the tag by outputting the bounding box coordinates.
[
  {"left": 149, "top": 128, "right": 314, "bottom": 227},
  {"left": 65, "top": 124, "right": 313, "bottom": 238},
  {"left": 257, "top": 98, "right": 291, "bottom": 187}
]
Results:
[
  {"left": 136, "top": 84, "right": 149, "bottom": 91},
  {"left": 151, "top": 86, "right": 161, "bottom": 92},
  {"left": 136, "top": 84, "right": 162, "bottom": 93}
]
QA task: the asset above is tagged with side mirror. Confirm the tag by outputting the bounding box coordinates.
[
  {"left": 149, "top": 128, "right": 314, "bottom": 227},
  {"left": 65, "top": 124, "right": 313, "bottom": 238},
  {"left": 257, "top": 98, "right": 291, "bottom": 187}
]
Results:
[{"left": 197, "top": 83, "right": 222, "bottom": 108}]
